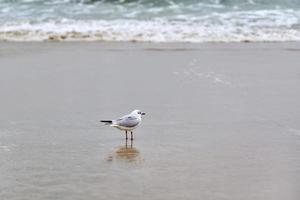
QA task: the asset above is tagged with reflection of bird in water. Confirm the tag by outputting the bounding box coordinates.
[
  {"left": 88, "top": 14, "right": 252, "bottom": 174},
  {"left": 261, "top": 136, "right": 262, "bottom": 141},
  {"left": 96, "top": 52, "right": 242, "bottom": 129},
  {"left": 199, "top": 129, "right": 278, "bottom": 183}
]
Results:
[
  {"left": 107, "top": 140, "right": 141, "bottom": 162},
  {"left": 116, "top": 139, "right": 140, "bottom": 162}
]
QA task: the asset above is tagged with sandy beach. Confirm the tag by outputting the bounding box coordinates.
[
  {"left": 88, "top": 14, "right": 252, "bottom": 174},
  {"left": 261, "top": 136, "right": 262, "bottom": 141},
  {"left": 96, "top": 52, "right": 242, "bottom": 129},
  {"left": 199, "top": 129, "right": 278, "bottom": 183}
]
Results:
[{"left": 0, "top": 42, "right": 300, "bottom": 200}]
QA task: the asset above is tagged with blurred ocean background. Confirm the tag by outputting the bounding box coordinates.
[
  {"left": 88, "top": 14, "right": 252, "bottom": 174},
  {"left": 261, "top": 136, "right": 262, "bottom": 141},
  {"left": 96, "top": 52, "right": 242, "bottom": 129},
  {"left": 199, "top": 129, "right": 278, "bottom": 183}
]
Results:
[{"left": 1, "top": 0, "right": 300, "bottom": 42}]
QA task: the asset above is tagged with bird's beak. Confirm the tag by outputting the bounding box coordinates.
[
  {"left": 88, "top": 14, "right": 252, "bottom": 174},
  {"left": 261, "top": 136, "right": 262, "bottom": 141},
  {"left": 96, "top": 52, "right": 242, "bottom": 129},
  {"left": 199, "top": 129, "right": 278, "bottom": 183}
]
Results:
[{"left": 141, "top": 112, "right": 146, "bottom": 115}]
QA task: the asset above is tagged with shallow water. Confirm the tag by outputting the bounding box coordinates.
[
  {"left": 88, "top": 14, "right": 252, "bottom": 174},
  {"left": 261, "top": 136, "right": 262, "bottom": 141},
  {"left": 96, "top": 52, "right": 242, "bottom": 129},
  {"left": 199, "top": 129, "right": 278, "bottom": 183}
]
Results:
[{"left": 0, "top": 42, "right": 300, "bottom": 200}]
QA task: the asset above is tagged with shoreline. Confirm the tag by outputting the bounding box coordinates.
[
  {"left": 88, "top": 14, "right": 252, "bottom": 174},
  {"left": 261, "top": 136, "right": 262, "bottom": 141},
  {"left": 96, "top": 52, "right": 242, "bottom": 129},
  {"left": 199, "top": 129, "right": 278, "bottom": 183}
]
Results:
[{"left": 1, "top": 40, "right": 300, "bottom": 50}]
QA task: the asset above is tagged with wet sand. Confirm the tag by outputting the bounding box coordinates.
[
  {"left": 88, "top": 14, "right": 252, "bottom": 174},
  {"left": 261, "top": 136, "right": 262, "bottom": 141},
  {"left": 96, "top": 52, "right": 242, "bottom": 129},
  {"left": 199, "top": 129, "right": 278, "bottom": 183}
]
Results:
[{"left": 0, "top": 42, "right": 300, "bottom": 200}]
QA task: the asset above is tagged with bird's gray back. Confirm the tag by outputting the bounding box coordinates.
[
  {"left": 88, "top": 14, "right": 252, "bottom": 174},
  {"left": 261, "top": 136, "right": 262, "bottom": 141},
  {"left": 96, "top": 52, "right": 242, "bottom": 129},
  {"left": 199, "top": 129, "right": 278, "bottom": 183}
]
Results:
[{"left": 115, "top": 115, "right": 140, "bottom": 128}]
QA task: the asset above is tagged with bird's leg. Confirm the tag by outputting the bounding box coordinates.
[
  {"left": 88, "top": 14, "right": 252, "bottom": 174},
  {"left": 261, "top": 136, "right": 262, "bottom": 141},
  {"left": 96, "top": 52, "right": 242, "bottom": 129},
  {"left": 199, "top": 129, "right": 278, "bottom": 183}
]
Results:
[
  {"left": 125, "top": 131, "right": 128, "bottom": 140},
  {"left": 130, "top": 131, "right": 133, "bottom": 140}
]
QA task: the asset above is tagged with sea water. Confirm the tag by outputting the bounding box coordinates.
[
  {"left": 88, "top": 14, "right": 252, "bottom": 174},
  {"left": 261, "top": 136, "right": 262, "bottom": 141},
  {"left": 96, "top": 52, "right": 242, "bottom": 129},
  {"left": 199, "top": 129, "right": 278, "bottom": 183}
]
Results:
[{"left": 1, "top": 0, "right": 300, "bottom": 42}]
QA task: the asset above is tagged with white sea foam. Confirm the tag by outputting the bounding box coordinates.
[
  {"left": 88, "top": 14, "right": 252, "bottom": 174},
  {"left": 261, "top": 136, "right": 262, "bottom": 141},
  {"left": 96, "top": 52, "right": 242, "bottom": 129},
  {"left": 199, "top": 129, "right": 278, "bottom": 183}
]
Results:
[
  {"left": 1, "top": 19, "right": 300, "bottom": 42},
  {"left": 288, "top": 128, "right": 300, "bottom": 137},
  {"left": 0, "top": 145, "right": 11, "bottom": 152}
]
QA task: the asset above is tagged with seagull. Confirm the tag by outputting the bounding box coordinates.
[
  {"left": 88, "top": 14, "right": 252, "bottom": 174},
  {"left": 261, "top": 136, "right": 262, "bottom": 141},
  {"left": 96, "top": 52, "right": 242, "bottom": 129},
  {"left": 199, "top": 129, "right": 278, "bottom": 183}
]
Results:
[{"left": 100, "top": 109, "right": 146, "bottom": 140}]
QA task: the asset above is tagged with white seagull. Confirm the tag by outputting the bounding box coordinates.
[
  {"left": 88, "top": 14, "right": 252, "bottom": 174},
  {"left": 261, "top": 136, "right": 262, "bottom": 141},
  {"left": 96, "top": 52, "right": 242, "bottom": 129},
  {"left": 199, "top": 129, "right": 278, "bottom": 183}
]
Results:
[{"left": 100, "top": 109, "right": 146, "bottom": 140}]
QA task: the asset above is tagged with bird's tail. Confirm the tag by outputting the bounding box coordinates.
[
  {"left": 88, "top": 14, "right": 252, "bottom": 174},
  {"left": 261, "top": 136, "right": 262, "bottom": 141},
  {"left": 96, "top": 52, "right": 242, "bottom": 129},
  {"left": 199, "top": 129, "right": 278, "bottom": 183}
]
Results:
[{"left": 100, "top": 120, "right": 113, "bottom": 125}]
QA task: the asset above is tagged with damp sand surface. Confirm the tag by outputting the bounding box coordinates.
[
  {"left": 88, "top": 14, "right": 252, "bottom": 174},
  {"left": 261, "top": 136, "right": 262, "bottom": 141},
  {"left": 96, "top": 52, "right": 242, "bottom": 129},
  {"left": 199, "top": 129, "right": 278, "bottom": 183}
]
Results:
[{"left": 0, "top": 42, "right": 300, "bottom": 200}]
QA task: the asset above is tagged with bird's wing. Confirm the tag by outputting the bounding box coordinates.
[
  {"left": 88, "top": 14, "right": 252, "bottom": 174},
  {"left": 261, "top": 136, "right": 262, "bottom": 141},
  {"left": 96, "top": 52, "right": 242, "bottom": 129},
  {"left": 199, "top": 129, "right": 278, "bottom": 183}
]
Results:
[{"left": 115, "top": 115, "right": 140, "bottom": 128}]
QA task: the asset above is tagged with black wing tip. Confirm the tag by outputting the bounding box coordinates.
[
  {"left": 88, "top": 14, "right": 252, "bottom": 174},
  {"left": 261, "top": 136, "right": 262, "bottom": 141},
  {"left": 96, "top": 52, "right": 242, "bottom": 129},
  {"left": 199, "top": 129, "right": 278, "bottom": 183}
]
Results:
[{"left": 100, "top": 120, "right": 112, "bottom": 123}]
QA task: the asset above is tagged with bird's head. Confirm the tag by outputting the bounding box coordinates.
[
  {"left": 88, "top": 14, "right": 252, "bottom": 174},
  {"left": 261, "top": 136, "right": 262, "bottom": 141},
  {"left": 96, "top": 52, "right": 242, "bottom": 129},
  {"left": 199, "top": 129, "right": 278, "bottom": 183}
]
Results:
[{"left": 131, "top": 109, "right": 146, "bottom": 117}]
